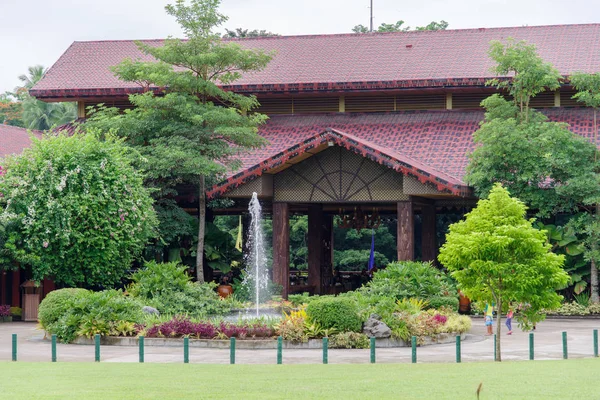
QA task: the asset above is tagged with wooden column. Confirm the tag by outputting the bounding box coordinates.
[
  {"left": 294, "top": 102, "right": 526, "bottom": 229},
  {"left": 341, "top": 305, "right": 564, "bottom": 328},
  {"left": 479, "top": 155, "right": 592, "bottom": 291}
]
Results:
[
  {"left": 1, "top": 271, "right": 6, "bottom": 305},
  {"left": 307, "top": 205, "right": 323, "bottom": 294},
  {"left": 272, "top": 202, "right": 290, "bottom": 298},
  {"left": 42, "top": 278, "right": 56, "bottom": 300},
  {"left": 11, "top": 269, "right": 20, "bottom": 307},
  {"left": 421, "top": 204, "right": 437, "bottom": 262},
  {"left": 397, "top": 201, "right": 415, "bottom": 261}
]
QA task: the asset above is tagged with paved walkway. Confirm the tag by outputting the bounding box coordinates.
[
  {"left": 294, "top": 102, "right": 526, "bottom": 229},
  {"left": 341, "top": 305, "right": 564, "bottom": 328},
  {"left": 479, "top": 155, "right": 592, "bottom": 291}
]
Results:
[{"left": 1, "top": 318, "right": 599, "bottom": 364}]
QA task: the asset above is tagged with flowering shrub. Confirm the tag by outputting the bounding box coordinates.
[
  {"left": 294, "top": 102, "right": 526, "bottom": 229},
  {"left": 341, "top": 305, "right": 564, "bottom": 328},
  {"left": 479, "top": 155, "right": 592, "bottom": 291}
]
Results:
[
  {"left": 275, "top": 308, "right": 309, "bottom": 343},
  {"left": 140, "top": 317, "right": 274, "bottom": 340},
  {"left": 0, "top": 305, "right": 10, "bottom": 317},
  {"left": 0, "top": 133, "right": 157, "bottom": 286}
]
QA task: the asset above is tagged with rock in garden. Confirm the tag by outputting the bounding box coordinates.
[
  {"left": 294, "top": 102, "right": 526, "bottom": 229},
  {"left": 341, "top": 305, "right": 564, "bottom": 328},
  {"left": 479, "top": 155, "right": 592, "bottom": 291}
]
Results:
[
  {"left": 363, "top": 316, "right": 391, "bottom": 338},
  {"left": 142, "top": 306, "right": 160, "bottom": 315}
]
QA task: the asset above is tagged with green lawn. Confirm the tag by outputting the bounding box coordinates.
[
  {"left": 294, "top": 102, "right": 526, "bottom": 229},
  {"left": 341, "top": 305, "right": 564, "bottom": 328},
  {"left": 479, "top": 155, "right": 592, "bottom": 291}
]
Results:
[{"left": 1, "top": 359, "right": 596, "bottom": 399}]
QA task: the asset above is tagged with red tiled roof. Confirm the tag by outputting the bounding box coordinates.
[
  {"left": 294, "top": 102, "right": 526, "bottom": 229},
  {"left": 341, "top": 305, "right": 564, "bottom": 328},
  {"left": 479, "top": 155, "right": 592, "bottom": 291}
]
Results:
[
  {"left": 31, "top": 24, "right": 600, "bottom": 99},
  {"left": 0, "top": 125, "right": 40, "bottom": 158},
  {"left": 208, "top": 107, "right": 597, "bottom": 199}
]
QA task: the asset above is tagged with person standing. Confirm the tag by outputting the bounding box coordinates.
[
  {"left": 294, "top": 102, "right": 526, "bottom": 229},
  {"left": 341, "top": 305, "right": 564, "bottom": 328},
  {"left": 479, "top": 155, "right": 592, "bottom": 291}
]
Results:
[
  {"left": 484, "top": 303, "right": 494, "bottom": 335},
  {"left": 505, "top": 307, "right": 514, "bottom": 335}
]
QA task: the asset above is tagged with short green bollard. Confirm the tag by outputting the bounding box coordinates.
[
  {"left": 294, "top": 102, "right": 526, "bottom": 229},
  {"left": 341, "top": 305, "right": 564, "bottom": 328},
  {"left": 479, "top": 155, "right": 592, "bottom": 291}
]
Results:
[
  {"left": 277, "top": 336, "right": 283, "bottom": 365},
  {"left": 322, "top": 337, "right": 328, "bottom": 364},
  {"left": 11, "top": 334, "right": 16, "bottom": 362},
  {"left": 139, "top": 336, "right": 145, "bottom": 363},
  {"left": 563, "top": 331, "right": 568, "bottom": 360},
  {"left": 230, "top": 337, "right": 236, "bottom": 365},
  {"left": 370, "top": 337, "right": 376, "bottom": 364},
  {"left": 51, "top": 334, "right": 57, "bottom": 362},
  {"left": 594, "top": 329, "right": 598, "bottom": 358},
  {"left": 183, "top": 337, "right": 189, "bottom": 364},
  {"left": 411, "top": 336, "right": 417, "bottom": 363},
  {"left": 529, "top": 332, "right": 534, "bottom": 360},
  {"left": 94, "top": 334, "right": 100, "bottom": 362},
  {"left": 455, "top": 335, "right": 461, "bottom": 363},
  {"left": 494, "top": 334, "right": 497, "bottom": 361}
]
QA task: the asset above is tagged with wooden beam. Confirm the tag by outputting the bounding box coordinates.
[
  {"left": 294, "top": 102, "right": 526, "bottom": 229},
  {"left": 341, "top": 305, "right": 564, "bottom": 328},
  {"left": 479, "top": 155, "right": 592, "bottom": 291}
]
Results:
[
  {"left": 272, "top": 202, "right": 290, "bottom": 298},
  {"left": 308, "top": 205, "right": 323, "bottom": 294},
  {"left": 11, "top": 269, "right": 20, "bottom": 307},
  {"left": 397, "top": 201, "right": 415, "bottom": 261},
  {"left": 421, "top": 204, "right": 437, "bottom": 262}
]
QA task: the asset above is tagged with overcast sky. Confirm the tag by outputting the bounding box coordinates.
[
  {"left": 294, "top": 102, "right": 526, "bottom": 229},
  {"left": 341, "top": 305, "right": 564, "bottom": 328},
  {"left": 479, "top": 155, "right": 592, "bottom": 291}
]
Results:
[{"left": 1, "top": 0, "right": 599, "bottom": 95}]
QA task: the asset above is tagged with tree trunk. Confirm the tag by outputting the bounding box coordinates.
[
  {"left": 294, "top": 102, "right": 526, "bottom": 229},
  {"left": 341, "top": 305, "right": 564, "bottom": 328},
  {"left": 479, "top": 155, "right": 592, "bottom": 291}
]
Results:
[
  {"left": 591, "top": 204, "right": 600, "bottom": 304},
  {"left": 195, "top": 175, "right": 206, "bottom": 283},
  {"left": 495, "top": 296, "right": 502, "bottom": 362}
]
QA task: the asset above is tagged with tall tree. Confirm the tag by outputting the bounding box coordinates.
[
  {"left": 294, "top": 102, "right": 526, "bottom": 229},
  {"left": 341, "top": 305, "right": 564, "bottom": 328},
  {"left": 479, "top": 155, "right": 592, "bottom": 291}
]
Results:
[
  {"left": 466, "top": 40, "right": 600, "bottom": 302},
  {"left": 0, "top": 132, "right": 157, "bottom": 287},
  {"left": 223, "top": 28, "right": 279, "bottom": 38},
  {"left": 352, "top": 20, "right": 448, "bottom": 33},
  {"left": 85, "top": 0, "right": 272, "bottom": 282},
  {"left": 0, "top": 93, "right": 24, "bottom": 127},
  {"left": 439, "top": 184, "right": 568, "bottom": 361},
  {"left": 17, "top": 65, "right": 46, "bottom": 90}
]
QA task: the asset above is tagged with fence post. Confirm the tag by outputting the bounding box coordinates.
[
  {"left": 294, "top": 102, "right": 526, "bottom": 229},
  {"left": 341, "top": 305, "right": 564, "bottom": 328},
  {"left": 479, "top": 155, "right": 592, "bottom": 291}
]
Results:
[
  {"left": 230, "top": 337, "right": 236, "bottom": 365},
  {"left": 562, "top": 331, "right": 568, "bottom": 360},
  {"left": 183, "top": 337, "right": 189, "bottom": 364},
  {"left": 411, "top": 336, "right": 417, "bottom": 364},
  {"left": 11, "top": 334, "right": 16, "bottom": 362},
  {"left": 455, "top": 335, "right": 461, "bottom": 363},
  {"left": 529, "top": 332, "right": 534, "bottom": 360},
  {"left": 594, "top": 329, "right": 598, "bottom": 358},
  {"left": 51, "top": 334, "right": 57, "bottom": 362},
  {"left": 493, "top": 334, "right": 497, "bottom": 361},
  {"left": 277, "top": 336, "right": 283, "bottom": 365},
  {"left": 94, "top": 334, "right": 100, "bottom": 362},
  {"left": 139, "top": 336, "right": 145, "bottom": 363},
  {"left": 322, "top": 337, "right": 328, "bottom": 365},
  {"left": 370, "top": 337, "right": 376, "bottom": 364}
]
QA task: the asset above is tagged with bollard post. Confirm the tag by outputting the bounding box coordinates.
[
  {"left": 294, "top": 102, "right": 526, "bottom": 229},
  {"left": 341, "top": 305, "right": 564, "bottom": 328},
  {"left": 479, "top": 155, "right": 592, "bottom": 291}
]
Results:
[
  {"left": 529, "top": 332, "right": 534, "bottom": 360},
  {"left": 51, "top": 334, "right": 57, "bottom": 362},
  {"left": 94, "top": 334, "right": 100, "bottom": 362},
  {"left": 139, "top": 336, "right": 145, "bottom": 363},
  {"left": 183, "top": 337, "right": 189, "bottom": 364},
  {"left": 411, "top": 336, "right": 417, "bottom": 364},
  {"left": 370, "top": 337, "right": 376, "bottom": 364},
  {"left": 494, "top": 334, "right": 497, "bottom": 361},
  {"left": 322, "top": 337, "right": 328, "bottom": 365},
  {"left": 594, "top": 329, "right": 598, "bottom": 358},
  {"left": 562, "top": 331, "right": 568, "bottom": 360},
  {"left": 456, "top": 335, "right": 461, "bottom": 363},
  {"left": 11, "top": 334, "right": 16, "bottom": 362},
  {"left": 230, "top": 337, "right": 236, "bottom": 365},
  {"left": 277, "top": 336, "right": 283, "bottom": 365}
]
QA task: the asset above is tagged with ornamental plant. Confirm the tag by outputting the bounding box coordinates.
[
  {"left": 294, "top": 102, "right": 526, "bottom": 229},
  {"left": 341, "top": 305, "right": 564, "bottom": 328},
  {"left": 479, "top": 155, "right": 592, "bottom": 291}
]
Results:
[{"left": 0, "top": 132, "right": 158, "bottom": 287}]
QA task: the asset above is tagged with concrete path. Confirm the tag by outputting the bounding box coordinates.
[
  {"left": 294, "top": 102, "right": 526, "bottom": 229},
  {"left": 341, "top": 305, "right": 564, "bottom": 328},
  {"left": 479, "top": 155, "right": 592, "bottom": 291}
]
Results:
[{"left": 1, "top": 318, "right": 599, "bottom": 364}]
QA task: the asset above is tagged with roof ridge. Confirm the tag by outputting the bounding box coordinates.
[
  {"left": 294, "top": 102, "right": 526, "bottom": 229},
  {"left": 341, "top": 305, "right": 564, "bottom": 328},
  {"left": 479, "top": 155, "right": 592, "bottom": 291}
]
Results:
[{"left": 67, "top": 23, "right": 600, "bottom": 44}]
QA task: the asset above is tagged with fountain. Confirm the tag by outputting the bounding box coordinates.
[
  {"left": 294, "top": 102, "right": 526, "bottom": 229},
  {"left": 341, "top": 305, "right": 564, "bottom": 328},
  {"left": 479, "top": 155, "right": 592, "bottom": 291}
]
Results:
[{"left": 244, "top": 192, "right": 270, "bottom": 317}]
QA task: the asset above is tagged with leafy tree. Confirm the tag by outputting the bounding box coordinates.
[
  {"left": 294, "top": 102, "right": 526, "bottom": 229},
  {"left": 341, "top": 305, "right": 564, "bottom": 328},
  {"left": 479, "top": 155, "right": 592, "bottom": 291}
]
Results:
[
  {"left": 223, "top": 28, "right": 279, "bottom": 38},
  {"left": 567, "top": 73, "right": 600, "bottom": 302},
  {"left": 0, "top": 94, "right": 23, "bottom": 127},
  {"left": 0, "top": 132, "right": 158, "bottom": 287},
  {"left": 84, "top": 0, "right": 272, "bottom": 283},
  {"left": 438, "top": 184, "right": 568, "bottom": 361},
  {"left": 352, "top": 20, "right": 448, "bottom": 33},
  {"left": 17, "top": 65, "right": 46, "bottom": 90},
  {"left": 467, "top": 40, "right": 600, "bottom": 302}
]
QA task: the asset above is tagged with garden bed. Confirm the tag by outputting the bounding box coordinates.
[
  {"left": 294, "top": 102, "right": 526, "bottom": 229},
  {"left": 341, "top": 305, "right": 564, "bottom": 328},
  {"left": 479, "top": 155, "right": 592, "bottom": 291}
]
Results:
[{"left": 71, "top": 332, "right": 466, "bottom": 349}]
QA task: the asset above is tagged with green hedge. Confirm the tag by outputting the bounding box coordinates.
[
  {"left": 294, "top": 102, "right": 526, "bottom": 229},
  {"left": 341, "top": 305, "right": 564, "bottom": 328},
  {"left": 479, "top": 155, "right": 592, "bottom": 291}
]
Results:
[
  {"left": 38, "top": 288, "right": 89, "bottom": 331},
  {"left": 427, "top": 296, "right": 459, "bottom": 312},
  {"left": 306, "top": 296, "right": 362, "bottom": 333}
]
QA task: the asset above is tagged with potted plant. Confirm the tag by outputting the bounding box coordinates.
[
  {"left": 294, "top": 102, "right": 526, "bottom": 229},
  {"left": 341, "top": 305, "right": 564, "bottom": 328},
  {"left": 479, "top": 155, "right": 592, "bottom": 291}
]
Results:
[
  {"left": 0, "top": 305, "right": 12, "bottom": 322},
  {"left": 10, "top": 307, "right": 22, "bottom": 321}
]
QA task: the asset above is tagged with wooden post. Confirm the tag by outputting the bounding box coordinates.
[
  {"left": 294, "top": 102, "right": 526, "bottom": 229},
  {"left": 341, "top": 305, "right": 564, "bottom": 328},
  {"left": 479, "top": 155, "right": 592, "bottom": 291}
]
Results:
[
  {"left": 308, "top": 205, "right": 323, "bottom": 294},
  {"left": 272, "top": 202, "right": 290, "bottom": 298},
  {"left": 11, "top": 270, "right": 20, "bottom": 307},
  {"left": 421, "top": 204, "right": 437, "bottom": 262},
  {"left": 397, "top": 201, "right": 415, "bottom": 261}
]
